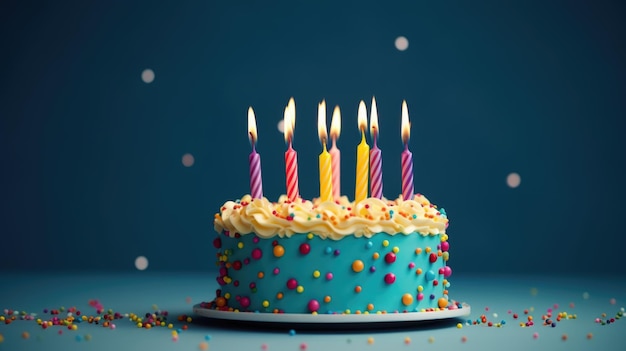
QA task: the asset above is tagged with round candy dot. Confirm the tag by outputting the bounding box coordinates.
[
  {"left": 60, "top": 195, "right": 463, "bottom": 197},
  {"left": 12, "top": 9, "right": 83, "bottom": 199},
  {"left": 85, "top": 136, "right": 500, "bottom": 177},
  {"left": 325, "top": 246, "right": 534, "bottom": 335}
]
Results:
[
  {"left": 417, "top": 293, "right": 424, "bottom": 301},
  {"left": 382, "top": 240, "right": 389, "bottom": 247},
  {"left": 352, "top": 260, "right": 364, "bottom": 272},
  {"left": 237, "top": 242, "right": 244, "bottom": 249},
  {"left": 296, "top": 286, "right": 304, "bottom": 293},
  {"left": 287, "top": 279, "right": 298, "bottom": 289},
  {"left": 276, "top": 292, "right": 283, "bottom": 299},
  {"left": 289, "top": 329, "right": 296, "bottom": 336},
  {"left": 443, "top": 266, "right": 452, "bottom": 277},
  {"left": 232, "top": 260, "right": 242, "bottom": 270},
  {"left": 273, "top": 267, "right": 280, "bottom": 275},
  {"left": 273, "top": 245, "right": 285, "bottom": 257},
  {"left": 299, "top": 243, "right": 311, "bottom": 255},
  {"left": 213, "top": 238, "right": 222, "bottom": 248},
  {"left": 307, "top": 233, "right": 314, "bottom": 240},
  {"left": 384, "top": 273, "right": 396, "bottom": 284},
  {"left": 426, "top": 270, "right": 436, "bottom": 281},
  {"left": 408, "top": 262, "right": 415, "bottom": 269},
  {"left": 367, "top": 303, "right": 374, "bottom": 311},
  {"left": 239, "top": 297, "right": 250, "bottom": 308},
  {"left": 369, "top": 266, "right": 376, "bottom": 272},
  {"left": 215, "top": 297, "right": 226, "bottom": 307},
  {"left": 440, "top": 241, "right": 449, "bottom": 252},
  {"left": 262, "top": 300, "right": 269, "bottom": 308},
  {"left": 324, "top": 247, "right": 332, "bottom": 254},
  {"left": 354, "top": 286, "right": 362, "bottom": 293},
  {"left": 384, "top": 252, "right": 396, "bottom": 264},
  {"left": 438, "top": 297, "right": 448, "bottom": 308},
  {"left": 367, "top": 337, "right": 374, "bottom": 344},
  {"left": 429, "top": 253, "right": 437, "bottom": 263},
  {"left": 257, "top": 272, "right": 264, "bottom": 279},
  {"left": 392, "top": 246, "right": 399, "bottom": 253},
  {"left": 325, "top": 273, "right": 334, "bottom": 280},
  {"left": 253, "top": 236, "right": 260, "bottom": 243},
  {"left": 365, "top": 241, "right": 373, "bottom": 249},
  {"left": 402, "top": 293, "right": 413, "bottom": 306},
  {"left": 417, "top": 285, "right": 424, "bottom": 292},
  {"left": 372, "top": 252, "right": 380, "bottom": 260},
  {"left": 324, "top": 296, "right": 331, "bottom": 303},
  {"left": 251, "top": 248, "right": 263, "bottom": 260},
  {"left": 456, "top": 323, "right": 462, "bottom": 329},
  {"left": 307, "top": 300, "right": 320, "bottom": 312},
  {"left": 333, "top": 249, "right": 341, "bottom": 256},
  {"left": 313, "top": 270, "right": 321, "bottom": 278}
]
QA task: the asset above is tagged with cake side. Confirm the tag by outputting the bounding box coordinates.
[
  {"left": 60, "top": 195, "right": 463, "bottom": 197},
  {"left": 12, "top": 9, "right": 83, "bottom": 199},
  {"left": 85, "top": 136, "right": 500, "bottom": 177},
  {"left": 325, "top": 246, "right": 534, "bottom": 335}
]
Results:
[{"left": 210, "top": 230, "right": 452, "bottom": 314}]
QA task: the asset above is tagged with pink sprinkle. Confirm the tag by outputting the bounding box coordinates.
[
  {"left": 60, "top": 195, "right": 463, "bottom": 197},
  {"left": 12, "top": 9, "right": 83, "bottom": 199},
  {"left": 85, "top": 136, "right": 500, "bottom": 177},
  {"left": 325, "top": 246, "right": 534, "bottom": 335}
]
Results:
[
  {"left": 610, "top": 298, "right": 617, "bottom": 305},
  {"left": 533, "top": 332, "right": 539, "bottom": 339},
  {"left": 325, "top": 273, "right": 333, "bottom": 280},
  {"left": 261, "top": 344, "right": 268, "bottom": 350},
  {"left": 300, "top": 343, "right": 308, "bottom": 350}
]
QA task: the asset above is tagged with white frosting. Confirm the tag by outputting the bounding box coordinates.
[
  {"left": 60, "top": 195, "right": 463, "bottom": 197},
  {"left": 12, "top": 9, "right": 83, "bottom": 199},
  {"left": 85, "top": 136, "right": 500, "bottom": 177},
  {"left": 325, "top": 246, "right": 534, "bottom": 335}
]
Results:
[{"left": 214, "top": 194, "right": 448, "bottom": 240}]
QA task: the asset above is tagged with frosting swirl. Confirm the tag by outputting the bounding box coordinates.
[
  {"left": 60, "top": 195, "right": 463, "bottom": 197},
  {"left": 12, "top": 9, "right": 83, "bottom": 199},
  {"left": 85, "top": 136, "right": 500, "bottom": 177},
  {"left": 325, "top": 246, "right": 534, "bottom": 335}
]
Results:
[{"left": 214, "top": 194, "right": 448, "bottom": 240}]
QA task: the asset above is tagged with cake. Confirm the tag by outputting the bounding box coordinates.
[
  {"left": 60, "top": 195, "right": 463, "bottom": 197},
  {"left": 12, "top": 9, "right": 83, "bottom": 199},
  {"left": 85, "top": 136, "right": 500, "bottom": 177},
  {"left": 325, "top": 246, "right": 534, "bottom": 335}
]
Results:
[
  {"left": 202, "top": 98, "right": 460, "bottom": 316},
  {"left": 206, "top": 193, "right": 456, "bottom": 315}
]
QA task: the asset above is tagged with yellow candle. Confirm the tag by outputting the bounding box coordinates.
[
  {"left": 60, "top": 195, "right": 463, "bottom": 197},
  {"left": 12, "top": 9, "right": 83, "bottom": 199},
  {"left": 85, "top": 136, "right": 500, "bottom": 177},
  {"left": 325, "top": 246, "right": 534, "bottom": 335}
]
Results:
[
  {"left": 355, "top": 100, "right": 369, "bottom": 203},
  {"left": 318, "top": 100, "right": 333, "bottom": 202}
]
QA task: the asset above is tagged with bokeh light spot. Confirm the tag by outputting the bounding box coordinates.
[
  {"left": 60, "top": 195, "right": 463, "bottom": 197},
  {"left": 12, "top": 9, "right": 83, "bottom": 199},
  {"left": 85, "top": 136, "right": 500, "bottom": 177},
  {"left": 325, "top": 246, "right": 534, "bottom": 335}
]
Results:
[
  {"left": 182, "top": 153, "right": 195, "bottom": 167},
  {"left": 141, "top": 69, "right": 155, "bottom": 84},
  {"left": 135, "top": 256, "right": 149, "bottom": 270},
  {"left": 395, "top": 36, "right": 409, "bottom": 51},
  {"left": 507, "top": 172, "right": 521, "bottom": 188}
]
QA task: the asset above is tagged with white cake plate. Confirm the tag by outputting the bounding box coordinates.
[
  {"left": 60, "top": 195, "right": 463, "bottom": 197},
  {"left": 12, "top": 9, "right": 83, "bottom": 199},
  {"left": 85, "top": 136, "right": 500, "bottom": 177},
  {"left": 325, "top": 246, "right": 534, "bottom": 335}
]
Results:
[{"left": 193, "top": 302, "right": 470, "bottom": 327}]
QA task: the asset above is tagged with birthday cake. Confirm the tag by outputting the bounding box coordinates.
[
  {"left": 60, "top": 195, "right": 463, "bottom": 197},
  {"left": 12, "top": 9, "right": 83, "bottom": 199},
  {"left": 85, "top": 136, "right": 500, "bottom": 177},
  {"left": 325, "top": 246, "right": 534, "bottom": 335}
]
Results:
[{"left": 203, "top": 98, "right": 459, "bottom": 315}]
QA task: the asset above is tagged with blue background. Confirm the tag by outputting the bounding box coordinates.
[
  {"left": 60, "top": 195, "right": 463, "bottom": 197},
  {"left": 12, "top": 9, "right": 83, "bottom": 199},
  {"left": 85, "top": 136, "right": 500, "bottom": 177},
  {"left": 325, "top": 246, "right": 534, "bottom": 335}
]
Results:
[{"left": 1, "top": 0, "right": 625, "bottom": 275}]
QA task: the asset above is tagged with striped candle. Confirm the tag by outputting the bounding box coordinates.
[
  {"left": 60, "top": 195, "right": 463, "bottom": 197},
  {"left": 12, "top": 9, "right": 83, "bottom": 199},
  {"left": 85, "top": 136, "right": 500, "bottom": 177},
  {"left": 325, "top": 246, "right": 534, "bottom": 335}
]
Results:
[
  {"left": 284, "top": 102, "right": 299, "bottom": 202},
  {"left": 369, "top": 97, "right": 383, "bottom": 199},
  {"left": 400, "top": 100, "right": 414, "bottom": 201},
  {"left": 247, "top": 107, "right": 263, "bottom": 199},
  {"left": 355, "top": 101, "right": 369, "bottom": 203},
  {"left": 329, "top": 105, "right": 341, "bottom": 199}
]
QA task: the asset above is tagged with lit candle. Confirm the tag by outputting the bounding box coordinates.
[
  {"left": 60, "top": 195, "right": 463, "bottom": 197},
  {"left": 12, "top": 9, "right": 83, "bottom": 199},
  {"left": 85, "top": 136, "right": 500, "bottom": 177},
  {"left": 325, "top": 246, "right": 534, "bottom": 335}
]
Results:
[
  {"left": 355, "top": 100, "right": 369, "bottom": 203},
  {"left": 329, "top": 105, "right": 341, "bottom": 200},
  {"left": 284, "top": 99, "right": 299, "bottom": 202},
  {"left": 248, "top": 107, "right": 263, "bottom": 199},
  {"left": 318, "top": 100, "right": 333, "bottom": 202},
  {"left": 400, "top": 100, "right": 414, "bottom": 201},
  {"left": 369, "top": 97, "right": 383, "bottom": 199}
]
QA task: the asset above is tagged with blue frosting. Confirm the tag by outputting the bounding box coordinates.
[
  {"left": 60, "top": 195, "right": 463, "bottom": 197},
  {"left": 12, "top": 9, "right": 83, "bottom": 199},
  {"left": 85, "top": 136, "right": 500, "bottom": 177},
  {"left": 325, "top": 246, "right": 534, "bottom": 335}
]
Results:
[{"left": 215, "top": 232, "right": 451, "bottom": 314}]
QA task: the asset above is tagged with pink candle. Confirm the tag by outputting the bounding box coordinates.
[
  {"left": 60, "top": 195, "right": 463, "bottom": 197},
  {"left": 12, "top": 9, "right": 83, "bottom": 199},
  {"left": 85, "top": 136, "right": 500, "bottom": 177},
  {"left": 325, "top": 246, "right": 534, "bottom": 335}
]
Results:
[
  {"left": 329, "top": 105, "right": 341, "bottom": 199},
  {"left": 400, "top": 100, "right": 414, "bottom": 201},
  {"left": 248, "top": 107, "right": 263, "bottom": 199},
  {"left": 284, "top": 101, "right": 299, "bottom": 202},
  {"left": 369, "top": 97, "right": 383, "bottom": 199}
]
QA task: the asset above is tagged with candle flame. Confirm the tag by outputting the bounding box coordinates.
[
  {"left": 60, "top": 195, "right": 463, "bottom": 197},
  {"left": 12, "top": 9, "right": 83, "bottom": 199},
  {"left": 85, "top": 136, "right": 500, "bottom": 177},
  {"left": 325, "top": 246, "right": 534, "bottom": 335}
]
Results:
[
  {"left": 370, "top": 96, "right": 379, "bottom": 138},
  {"left": 284, "top": 105, "right": 293, "bottom": 143},
  {"left": 288, "top": 97, "right": 296, "bottom": 130},
  {"left": 330, "top": 105, "right": 341, "bottom": 140},
  {"left": 401, "top": 100, "right": 410, "bottom": 145},
  {"left": 358, "top": 100, "right": 367, "bottom": 132},
  {"left": 248, "top": 107, "right": 257, "bottom": 145},
  {"left": 318, "top": 100, "right": 328, "bottom": 145}
]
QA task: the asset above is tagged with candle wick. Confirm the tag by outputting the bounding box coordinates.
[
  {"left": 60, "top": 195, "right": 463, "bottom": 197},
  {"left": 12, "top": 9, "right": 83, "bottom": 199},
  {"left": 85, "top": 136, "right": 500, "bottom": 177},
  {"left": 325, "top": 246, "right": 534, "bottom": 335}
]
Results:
[
  {"left": 322, "top": 140, "right": 328, "bottom": 152},
  {"left": 404, "top": 142, "right": 409, "bottom": 151}
]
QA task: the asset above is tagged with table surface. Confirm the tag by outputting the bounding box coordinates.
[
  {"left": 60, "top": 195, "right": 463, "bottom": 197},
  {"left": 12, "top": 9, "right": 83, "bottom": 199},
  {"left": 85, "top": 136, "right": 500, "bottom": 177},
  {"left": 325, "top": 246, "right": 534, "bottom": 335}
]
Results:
[{"left": 1, "top": 272, "right": 625, "bottom": 350}]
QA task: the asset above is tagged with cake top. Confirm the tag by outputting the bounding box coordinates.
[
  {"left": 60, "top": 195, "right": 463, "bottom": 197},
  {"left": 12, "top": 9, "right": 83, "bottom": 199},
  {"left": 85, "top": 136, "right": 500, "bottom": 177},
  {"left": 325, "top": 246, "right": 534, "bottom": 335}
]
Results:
[{"left": 214, "top": 194, "right": 448, "bottom": 240}]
